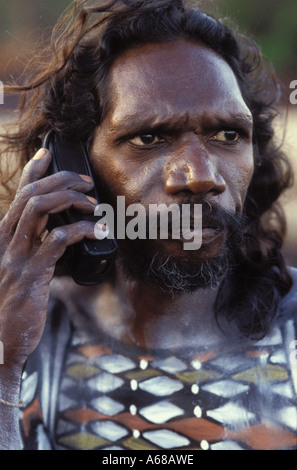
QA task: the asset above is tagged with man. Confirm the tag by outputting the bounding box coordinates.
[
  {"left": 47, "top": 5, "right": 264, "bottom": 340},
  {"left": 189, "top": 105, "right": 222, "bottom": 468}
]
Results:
[{"left": 0, "top": 0, "right": 296, "bottom": 451}]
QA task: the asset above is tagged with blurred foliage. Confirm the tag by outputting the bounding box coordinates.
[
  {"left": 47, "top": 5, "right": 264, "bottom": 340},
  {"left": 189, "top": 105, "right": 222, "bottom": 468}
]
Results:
[
  {"left": 211, "top": 0, "right": 297, "bottom": 76},
  {"left": 0, "top": 0, "right": 296, "bottom": 78}
]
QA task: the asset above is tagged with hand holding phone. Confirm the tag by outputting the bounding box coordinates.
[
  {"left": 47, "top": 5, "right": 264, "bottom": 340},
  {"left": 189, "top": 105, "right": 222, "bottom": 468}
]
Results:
[
  {"left": 43, "top": 130, "right": 117, "bottom": 285},
  {"left": 0, "top": 147, "right": 99, "bottom": 374}
]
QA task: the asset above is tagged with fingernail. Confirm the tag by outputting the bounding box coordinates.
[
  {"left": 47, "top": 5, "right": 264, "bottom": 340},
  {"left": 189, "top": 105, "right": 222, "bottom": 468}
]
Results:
[
  {"left": 79, "top": 174, "right": 93, "bottom": 183},
  {"left": 33, "top": 148, "right": 48, "bottom": 160},
  {"left": 86, "top": 195, "right": 98, "bottom": 204}
]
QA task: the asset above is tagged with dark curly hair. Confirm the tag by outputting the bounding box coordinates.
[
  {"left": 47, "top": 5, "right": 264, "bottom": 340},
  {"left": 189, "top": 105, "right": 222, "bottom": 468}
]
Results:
[{"left": 0, "top": 0, "right": 293, "bottom": 339}]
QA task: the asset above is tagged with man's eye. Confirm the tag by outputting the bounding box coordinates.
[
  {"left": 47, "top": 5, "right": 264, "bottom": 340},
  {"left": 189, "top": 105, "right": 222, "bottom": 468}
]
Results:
[
  {"left": 211, "top": 130, "right": 240, "bottom": 142},
  {"left": 128, "top": 134, "right": 163, "bottom": 147}
]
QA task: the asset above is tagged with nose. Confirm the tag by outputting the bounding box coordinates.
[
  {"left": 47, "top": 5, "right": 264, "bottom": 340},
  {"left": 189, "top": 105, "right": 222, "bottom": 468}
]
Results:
[{"left": 164, "top": 139, "right": 226, "bottom": 197}]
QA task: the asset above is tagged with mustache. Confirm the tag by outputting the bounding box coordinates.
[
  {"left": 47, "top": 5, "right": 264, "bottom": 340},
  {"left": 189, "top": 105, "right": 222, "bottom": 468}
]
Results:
[
  {"left": 122, "top": 198, "right": 247, "bottom": 238},
  {"left": 195, "top": 199, "right": 246, "bottom": 230},
  {"left": 196, "top": 199, "right": 247, "bottom": 247}
]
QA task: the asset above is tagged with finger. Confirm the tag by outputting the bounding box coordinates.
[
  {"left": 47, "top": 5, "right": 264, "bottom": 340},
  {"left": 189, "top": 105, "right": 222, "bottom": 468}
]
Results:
[
  {"left": 3, "top": 170, "right": 94, "bottom": 234},
  {"left": 34, "top": 220, "right": 97, "bottom": 268},
  {"left": 16, "top": 146, "right": 94, "bottom": 201},
  {"left": 11, "top": 190, "right": 98, "bottom": 248},
  {"left": 16, "top": 148, "right": 52, "bottom": 192}
]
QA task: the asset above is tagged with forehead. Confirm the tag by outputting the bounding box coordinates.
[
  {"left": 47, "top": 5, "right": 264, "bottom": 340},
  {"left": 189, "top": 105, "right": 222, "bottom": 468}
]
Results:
[{"left": 106, "top": 39, "right": 251, "bottom": 126}]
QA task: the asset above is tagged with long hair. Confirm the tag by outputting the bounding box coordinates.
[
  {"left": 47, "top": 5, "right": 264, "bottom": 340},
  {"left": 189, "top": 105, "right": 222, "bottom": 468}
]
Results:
[{"left": 0, "top": 0, "right": 293, "bottom": 339}]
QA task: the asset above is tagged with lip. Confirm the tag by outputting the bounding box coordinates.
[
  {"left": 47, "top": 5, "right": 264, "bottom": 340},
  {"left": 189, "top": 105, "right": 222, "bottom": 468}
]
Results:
[
  {"left": 179, "top": 226, "right": 223, "bottom": 245},
  {"left": 160, "top": 227, "right": 224, "bottom": 245},
  {"left": 202, "top": 227, "right": 222, "bottom": 242}
]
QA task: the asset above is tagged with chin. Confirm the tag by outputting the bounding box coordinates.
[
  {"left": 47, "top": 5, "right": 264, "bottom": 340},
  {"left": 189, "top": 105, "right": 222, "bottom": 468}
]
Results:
[
  {"left": 116, "top": 236, "right": 230, "bottom": 293},
  {"left": 116, "top": 206, "right": 243, "bottom": 293}
]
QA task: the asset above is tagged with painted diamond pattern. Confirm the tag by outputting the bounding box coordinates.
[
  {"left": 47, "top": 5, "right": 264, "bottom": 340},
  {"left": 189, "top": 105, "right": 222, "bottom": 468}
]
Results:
[
  {"left": 87, "top": 372, "right": 124, "bottom": 393},
  {"left": 139, "top": 376, "right": 184, "bottom": 396},
  {"left": 143, "top": 430, "right": 190, "bottom": 449},
  {"left": 58, "top": 394, "right": 78, "bottom": 412},
  {"left": 152, "top": 356, "right": 187, "bottom": 373},
  {"left": 209, "top": 355, "right": 253, "bottom": 373},
  {"left": 272, "top": 382, "right": 294, "bottom": 399},
  {"left": 90, "top": 396, "right": 125, "bottom": 416},
  {"left": 66, "top": 364, "right": 100, "bottom": 379},
  {"left": 20, "top": 315, "right": 296, "bottom": 451},
  {"left": 139, "top": 400, "right": 184, "bottom": 423},
  {"left": 206, "top": 402, "right": 255, "bottom": 427},
  {"left": 201, "top": 380, "right": 249, "bottom": 398},
  {"left": 211, "top": 440, "right": 245, "bottom": 450},
  {"left": 96, "top": 354, "right": 136, "bottom": 373},
  {"left": 269, "top": 349, "right": 287, "bottom": 364},
  {"left": 90, "top": 420, "right": 129, "bottom": 441},
  {"left": 58, "top": 432, "right": 109, "bottom": 450},
  {"left": 232, "top": 364, "right": 288, "bottom": 383}
]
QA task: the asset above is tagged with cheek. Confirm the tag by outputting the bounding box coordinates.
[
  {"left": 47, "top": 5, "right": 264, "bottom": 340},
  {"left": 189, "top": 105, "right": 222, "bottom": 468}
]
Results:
[
  {"left": 221, "top": 150, "right": 254, "bottom": 211},
  {"left": 91, "top": 129, "right": 167, "bottom": 204},
  {"left": 90, "top": 144, "right": 156, "bottom": 206},
  {"left": 242, "top": 150, "right": 254, "bottom": 188},
  {"left": 233, "top": 155, "right": 254, "bottom": 202},
  {"left": 113, "top": 161, "right": 165, "bottom": 206}
]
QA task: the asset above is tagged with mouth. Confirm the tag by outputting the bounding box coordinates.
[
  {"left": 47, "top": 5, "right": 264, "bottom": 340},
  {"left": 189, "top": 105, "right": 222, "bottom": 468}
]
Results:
[
  {"left": 157, "top": 224, "right": 224, "bottom": 249},
  {"left": 179, "top": 225, "right": 224, "bottom": 245},
  {"left": 202, "top": 225, "right": 224, "bottom": 242}
]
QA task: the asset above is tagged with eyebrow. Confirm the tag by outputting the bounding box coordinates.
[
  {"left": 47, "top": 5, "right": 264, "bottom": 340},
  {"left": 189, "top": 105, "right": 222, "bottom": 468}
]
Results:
[
  {"left": 205, "top": 113, "right": 253, "bottom": 137},
  {"left": 110, "top": 113, "right": 189, "bottom": 138},
  {"left": 110, "top": 111, "right": 253, "bottom": 141}
]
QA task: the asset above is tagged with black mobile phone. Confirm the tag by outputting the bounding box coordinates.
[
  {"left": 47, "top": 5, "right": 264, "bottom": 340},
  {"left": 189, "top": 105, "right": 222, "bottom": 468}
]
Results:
[{"left": 43, "top": 130, "right": 118, "bottom": 286}]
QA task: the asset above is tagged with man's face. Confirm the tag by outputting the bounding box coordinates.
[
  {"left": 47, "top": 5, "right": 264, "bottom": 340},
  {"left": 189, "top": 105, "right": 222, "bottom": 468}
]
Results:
[{"left": 91, "top": 40, "right": 254, "bottom": 291}]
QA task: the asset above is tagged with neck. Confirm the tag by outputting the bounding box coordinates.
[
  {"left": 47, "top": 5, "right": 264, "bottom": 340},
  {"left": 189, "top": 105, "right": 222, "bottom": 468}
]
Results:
[{"left": 91, "top": 262, "right": 227, "bottom": 349}]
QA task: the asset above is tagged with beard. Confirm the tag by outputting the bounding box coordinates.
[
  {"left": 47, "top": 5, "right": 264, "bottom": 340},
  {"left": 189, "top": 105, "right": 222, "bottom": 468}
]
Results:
[{"left": 115, "top": 200, "right": 246, "bottom": 294}]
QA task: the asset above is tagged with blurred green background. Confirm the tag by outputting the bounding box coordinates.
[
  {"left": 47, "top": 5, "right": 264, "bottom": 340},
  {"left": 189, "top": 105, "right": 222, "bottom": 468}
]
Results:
[
  {"left": 207, "top": 0, "right": 297, "bottom": 79},
  {"left": 0, "top": 0, "right": 296, "bottom": 81},
  {"left": 0, "top": 0, "right": 296, "bottom": 265}
]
